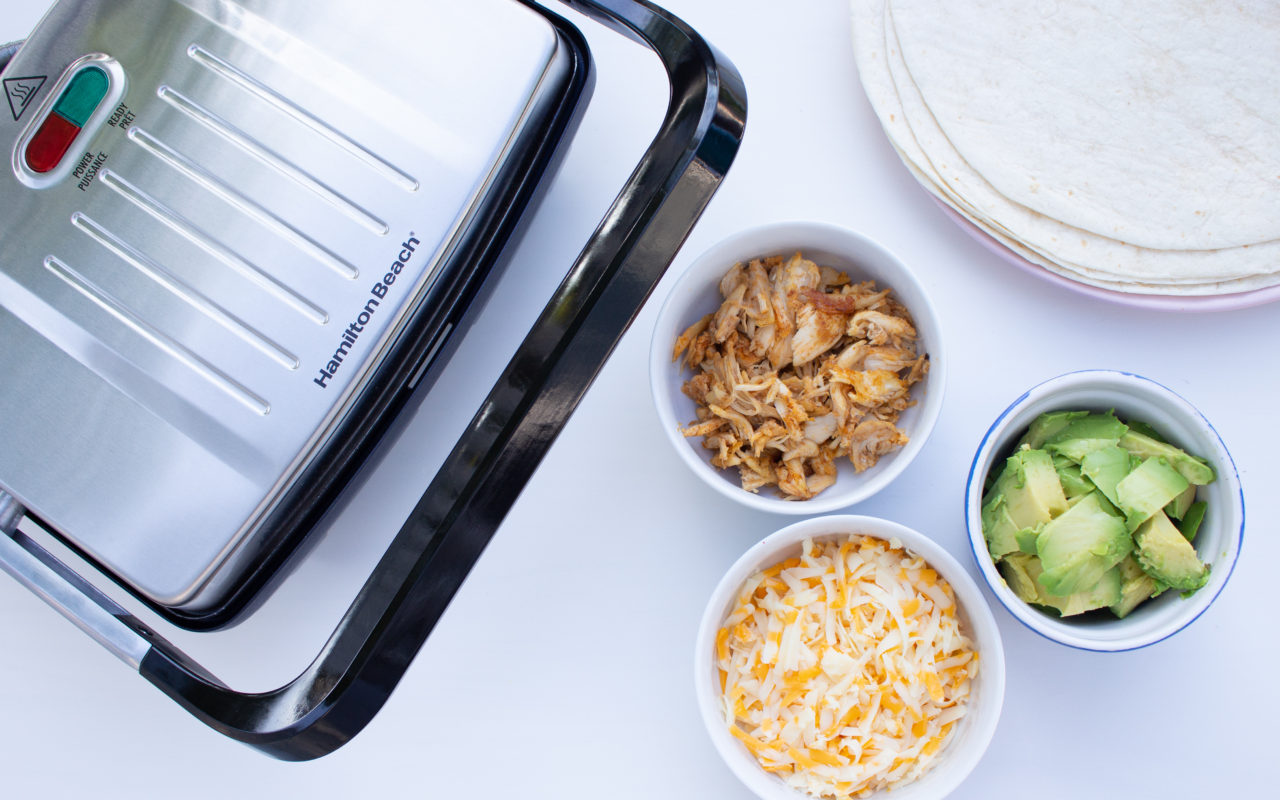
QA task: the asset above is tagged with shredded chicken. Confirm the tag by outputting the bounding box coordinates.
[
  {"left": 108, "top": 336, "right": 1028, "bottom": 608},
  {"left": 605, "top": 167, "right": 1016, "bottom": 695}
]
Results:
[{"left": 673, "top": 252, "right": 928, "bottom": 500}]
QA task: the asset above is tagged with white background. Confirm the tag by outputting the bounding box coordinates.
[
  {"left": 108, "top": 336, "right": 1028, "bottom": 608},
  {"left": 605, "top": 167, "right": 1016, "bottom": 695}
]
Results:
[{"left": 1, "top": 1, "right": 1273, "bottom": 797}]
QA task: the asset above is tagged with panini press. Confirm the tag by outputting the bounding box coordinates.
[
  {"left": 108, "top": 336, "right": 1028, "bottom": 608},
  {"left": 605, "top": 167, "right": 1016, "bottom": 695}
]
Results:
[{"left": 0, "top": 0, "right": 745, "bottom": 759}]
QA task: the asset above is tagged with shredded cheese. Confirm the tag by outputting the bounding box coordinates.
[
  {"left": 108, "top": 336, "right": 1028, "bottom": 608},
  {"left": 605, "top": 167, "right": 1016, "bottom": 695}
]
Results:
[{"left": 717, "top": 535, "right": 977, "bottom": 798}]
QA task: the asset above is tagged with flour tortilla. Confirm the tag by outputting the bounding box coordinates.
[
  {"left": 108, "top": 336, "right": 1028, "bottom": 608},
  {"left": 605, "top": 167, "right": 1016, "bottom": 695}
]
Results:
[
  {"left": 891, "top": 0, "right": 1280, "bottom": 253},
  {"left": 882, "top": 1, "right": 1280, "bottom": 289},
  {"left": 850, "top": 0, "right": 1280, "bottom": 295}
]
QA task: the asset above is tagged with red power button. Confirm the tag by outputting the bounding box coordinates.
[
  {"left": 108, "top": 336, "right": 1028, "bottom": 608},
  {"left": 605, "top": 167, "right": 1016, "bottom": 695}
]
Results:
[{"left": 25, "top": 112, "right": 81, "bottom": 173}]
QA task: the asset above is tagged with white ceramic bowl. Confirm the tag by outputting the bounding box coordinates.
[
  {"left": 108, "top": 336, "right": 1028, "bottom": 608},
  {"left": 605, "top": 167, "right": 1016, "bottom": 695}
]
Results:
[
  {"left": 965, "top": 370, "right": 1244, "bottom": 651},
  {"left": 695, "top": 515, "right": 1005, "bottom": 800},
  {"left": 650, "top": 222, "right": 945, "bottom": 513}
]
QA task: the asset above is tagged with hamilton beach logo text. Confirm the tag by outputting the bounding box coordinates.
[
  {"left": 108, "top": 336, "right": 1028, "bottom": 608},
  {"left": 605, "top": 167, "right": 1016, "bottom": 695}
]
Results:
[{"left": 313, "top": 234, "right": 421, "bottom": 389}]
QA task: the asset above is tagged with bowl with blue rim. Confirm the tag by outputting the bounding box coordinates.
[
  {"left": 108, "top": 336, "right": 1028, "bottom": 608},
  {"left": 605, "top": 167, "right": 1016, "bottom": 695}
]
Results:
[{"left": 965, "top": 370, "right": 1243, "bottom": 651}]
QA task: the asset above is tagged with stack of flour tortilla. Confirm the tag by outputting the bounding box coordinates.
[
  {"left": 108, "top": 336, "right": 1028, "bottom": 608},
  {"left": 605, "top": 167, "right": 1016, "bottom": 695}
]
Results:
[{"left": 851, "top": 0, "right": 1280, "bottom": 295}]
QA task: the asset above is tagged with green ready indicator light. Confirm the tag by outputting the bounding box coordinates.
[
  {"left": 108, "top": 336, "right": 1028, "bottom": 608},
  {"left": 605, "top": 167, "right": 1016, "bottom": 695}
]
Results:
[{"left": 52, "top": 66, "right": 109, "bottom": 127}]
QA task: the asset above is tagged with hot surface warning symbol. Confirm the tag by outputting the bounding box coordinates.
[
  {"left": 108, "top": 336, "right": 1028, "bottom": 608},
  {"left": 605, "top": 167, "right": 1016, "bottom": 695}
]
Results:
[{"left": 5, "top": 75, "right": 47, "bottom": 121}]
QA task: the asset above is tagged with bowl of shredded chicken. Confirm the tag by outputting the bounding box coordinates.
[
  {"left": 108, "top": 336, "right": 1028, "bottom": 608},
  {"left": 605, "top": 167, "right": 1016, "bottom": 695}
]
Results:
[
  {"left": 696, "top": 516, "right": 1004, "bottom": 800},
  {"left": 651, "top": 222, "right": 944, "bottom": 513}
]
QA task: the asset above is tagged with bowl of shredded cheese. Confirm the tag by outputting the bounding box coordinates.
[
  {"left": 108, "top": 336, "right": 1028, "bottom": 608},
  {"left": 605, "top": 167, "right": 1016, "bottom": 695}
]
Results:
[
  {"left": 650, "top": 221, "right": 944, "bottom": 513},
  {"left": 695, "top": 515, "right": 1004, "bottom": 799}
]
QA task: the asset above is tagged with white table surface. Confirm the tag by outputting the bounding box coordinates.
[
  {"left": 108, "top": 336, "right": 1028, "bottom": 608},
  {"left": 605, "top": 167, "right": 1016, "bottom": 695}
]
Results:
[{"left": 1, "top": 1, "right": 1273, "bottom": 797}]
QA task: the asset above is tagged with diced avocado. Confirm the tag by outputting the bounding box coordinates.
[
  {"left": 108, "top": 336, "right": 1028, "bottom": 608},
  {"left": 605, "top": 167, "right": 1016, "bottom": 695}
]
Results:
[
  {"left": 1119, "top": 430, "right": 1215, "bottom": 486},
  {"left": 1079, "top": 445, "right": 1132, "bottom": 507},
  {"left": 1045, "top": 411, "right": 1129, "bottom": 445},
  {"left": 1133, "top": 511, "right": 1210, "bottom": 592},
  {"left": 1108, "top": 555, "right": 1165, "bottom": 619},
  {"left": 1017, "top": 410, "right": 1089, "bottom": 450},
  {"left": 977, "top": 471, "right": 1049, "bottom": 558},
  {"left": 1179, "top": 501, "right": 1207, "bottom": 542},
  {"left": 1015, "top": 525, "right": 1043, "bottom": 555},
  {"left": 1049, "top": 434, "right": 1124, "bottom": 464},
  {"left": 1093, "top": 491, "right": 1123, "bottom": 518},
  {"left": 1053, "top": 453, "right": 1093, "bottom": 498},
  {"left": 999, "top": 553, "right": 1046, "bottom": 605},
  {"left": 989, "top": 448, "right": 1068, "bottom": 530},
  {"left": 1116, "top": 456, "right": 1191, "bottom": 530},
  {"left": 1066, "top": 491, "right": 1121, "bottom": 519},
  {"left": 1036, "top": 492, "right": 1133, "bottom": 597},
  {"left": 981, "top": 495, "right": 1021, "bottom": 560},
  {"left": 987, "top": 409, "right": 1218, "bottom": 614},
  {"left": 1164, "top": 484, "right": 1197, "bottom": 520},
  {"left": 1044, "top": 566, "right": 1123, "bottom": 617},
  {"left": 1043, "top": 411, "right": 1130, "bottom": 463},
  {"left": 1001, "top": 553, "right": 1122, "bottom": 616}
]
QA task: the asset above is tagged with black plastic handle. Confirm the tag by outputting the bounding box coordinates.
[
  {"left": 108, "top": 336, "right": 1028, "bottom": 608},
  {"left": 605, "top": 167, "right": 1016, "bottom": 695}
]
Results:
[{"left": 128, "top": 0, "right": 746, "bottom": 760}]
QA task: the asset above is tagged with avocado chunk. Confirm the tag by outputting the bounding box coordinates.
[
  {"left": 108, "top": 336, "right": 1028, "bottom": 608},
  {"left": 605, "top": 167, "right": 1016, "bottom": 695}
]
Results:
[
  {"left": 1015, "top": 525, "right": 1043, "bottom": 555},
  {"left": 981, "top": 495, "right": 1021, "bottom": 560},
  {"left": 1045, "top": 566, "right": 1123, "bottom": 617},
  {"left": 987, "top": 448, "right": 1068, "bottom": 530},
  {"left": 1116, "top": 456, "right": 1191, "bottom": 530},
  {"left": 983, "top": 448, "right": 1066, "bottom": 559},
  {"left": 1079, "top": 445, "right": 1132, "bottom": 507},
  {"left": 1179, "top": 501, "right": 1208, "bottom": 542},
  {"left": 1108, "top": 555, "right": 1165, "bottom": 619},
  {"left": 1043, "top": 411, "right": 1129, "bottom": 462},
  {"left": 1017, "top": 410, "right": 1089, "bottom": 450},
  {"left": 999, "top": 553, "right": 1120, "bottom": 616},
  {"left": 1164, "top": 484, "right": 1197, "bottom": 521},
  {"left": 1053, "top": 453, "right": 1093, "bottom": 498},
  {"left": 999, "top": 552, "right": 1045, "bottom": 605},
  {"left": 1036, "top": 492, "right": 1133, "bottom": 596},
  {"left": 1119, "top": 430, "right": 1215, "bottom": 485},
  {"left": 1133, "top": 511, "right": 1210, "bottom": 592}
]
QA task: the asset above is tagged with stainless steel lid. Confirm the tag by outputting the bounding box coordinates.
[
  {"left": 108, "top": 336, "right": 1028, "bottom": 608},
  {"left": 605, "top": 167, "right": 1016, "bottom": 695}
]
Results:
[{"left": 0, "top": 0, "right": 569, "bottom": 609}]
